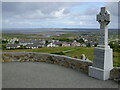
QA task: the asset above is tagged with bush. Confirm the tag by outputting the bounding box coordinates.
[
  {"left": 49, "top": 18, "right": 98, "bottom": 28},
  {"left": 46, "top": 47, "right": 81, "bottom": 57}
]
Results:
[
  {"left": 87, "top": 43, "right": 91, "bottom": 47},
  {"left": 76, "top": 39, "right": 85, "bottom": 43},
  {"left": 109, "top": 42, "right": 120, "bottom": 52},
  {"left": 14, "top": 41, "right": 19, "bottom": 44},
  {"left": 2, "top": 40, "right": 8, "bottom": 44}
]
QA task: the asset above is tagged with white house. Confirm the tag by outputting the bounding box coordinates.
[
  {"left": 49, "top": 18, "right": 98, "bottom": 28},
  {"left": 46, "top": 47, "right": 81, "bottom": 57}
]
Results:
[
  {"left": 6, "top": 44, "right": 20, "bottom": 49},
  {"left": 26, "top": 44, "right": 38, "bottom": 49},
  {"left": 47, "top": 43, "right": 58, "bottom": 47}
]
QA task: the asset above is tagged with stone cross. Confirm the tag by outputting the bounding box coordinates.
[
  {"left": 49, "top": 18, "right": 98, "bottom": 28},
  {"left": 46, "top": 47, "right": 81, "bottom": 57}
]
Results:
[
  {"left": 89, "top": 7, "right": 113, "bottom": 80},
  {"left": 97, "top": 7, "right": 111, "bottom": 47}
]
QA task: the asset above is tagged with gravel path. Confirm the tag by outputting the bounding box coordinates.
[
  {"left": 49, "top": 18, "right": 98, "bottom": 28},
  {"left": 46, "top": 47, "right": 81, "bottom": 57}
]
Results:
[{"left": 2, "top": 62, "right": 119, "bottom": 88}]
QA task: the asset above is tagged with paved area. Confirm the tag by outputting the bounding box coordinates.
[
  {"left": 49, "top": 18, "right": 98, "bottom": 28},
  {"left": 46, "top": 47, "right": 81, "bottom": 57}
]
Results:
[{"left": 2, "top": 62, "right": 119, "bottom": 88}]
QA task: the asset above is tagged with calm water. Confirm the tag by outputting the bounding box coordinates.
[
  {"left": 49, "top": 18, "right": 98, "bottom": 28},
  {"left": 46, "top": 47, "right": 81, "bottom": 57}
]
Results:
[{"left": 3, "top": 28, "right": 118, "bottom": 34}]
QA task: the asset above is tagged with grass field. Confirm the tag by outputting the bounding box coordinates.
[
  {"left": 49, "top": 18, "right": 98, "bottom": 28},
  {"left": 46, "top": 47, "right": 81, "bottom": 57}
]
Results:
[{"left": 3, "top": 47, "right": 119, "bottom": 67}]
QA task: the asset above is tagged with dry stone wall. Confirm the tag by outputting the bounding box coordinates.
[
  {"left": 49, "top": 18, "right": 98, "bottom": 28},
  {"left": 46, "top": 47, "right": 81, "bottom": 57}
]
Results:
[
  {"left": 2, "top": 52, "right": 120, "bottom": 81},
  {"left": 110, "top": 67, "right": 120, "bottom": 82},
  {"left": 2, "top": 52, "right": 92, "bottom": 73}
]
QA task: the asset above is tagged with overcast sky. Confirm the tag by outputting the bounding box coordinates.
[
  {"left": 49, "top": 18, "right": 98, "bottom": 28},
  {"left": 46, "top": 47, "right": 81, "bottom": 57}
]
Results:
[{"left": 2, "top": 2, "right": 119, "bottom": 29}]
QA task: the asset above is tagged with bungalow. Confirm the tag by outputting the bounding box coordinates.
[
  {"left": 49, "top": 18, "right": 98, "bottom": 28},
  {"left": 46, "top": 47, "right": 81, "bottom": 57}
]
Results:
[
  {"left": 71, "top": 40, "right": 81, "bottom": 47},
  {"left": 34, "top": 43, "right": 45, "bottom": 48},
  {"left": 47, "top": 42, "right": 58, "bottom": 47},
  {"left": 25, "top": 42, "right": 45, "bottom": 49},
  {"left": 19, "top": 39, "right": 46, "bottom": 46},
  {"left": 6, "top": 44, "right": 20, "bottom": 49},
  {"left": 26, "top": 44, "right": 38, "bottom": 49},
  {"left": 53, "top": 42, "right": 62, "bottom": 47},
  {"left": 62, "top": 42, "right": 71, "bottom": 47},
  {"left": 10, "top": 38, "right": 19, "bottom": 44},
  {"left": 87, "top": 41, "right": 98, "bottom": 47},
  {"left": 19, "top": 39, "right": 33, "bottom": 46},
  {"left": 81, "top": 43, "right": 87, "bottom": 47}
]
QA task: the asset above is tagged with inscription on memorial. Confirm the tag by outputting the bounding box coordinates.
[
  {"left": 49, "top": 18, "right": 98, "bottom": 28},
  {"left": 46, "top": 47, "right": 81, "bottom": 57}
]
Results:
[{"left": 93, "top": 49, "right": 104, "bottom": 69}]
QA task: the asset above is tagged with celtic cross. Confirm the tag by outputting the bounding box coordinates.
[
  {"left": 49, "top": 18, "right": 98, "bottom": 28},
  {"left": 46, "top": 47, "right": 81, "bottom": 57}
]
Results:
[{"left": 97, "top": 7, "right": 111, "bottom": 47}]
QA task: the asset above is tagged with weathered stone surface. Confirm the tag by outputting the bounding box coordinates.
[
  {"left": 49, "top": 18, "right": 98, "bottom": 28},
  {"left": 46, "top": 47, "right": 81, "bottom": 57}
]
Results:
[
  {"left": 2, "top": 52, "right": 92, "bottom": 73},
  {"left": 93, "top": 47, "right": 113, "bottom": 70},
  {"left": 110, "top": 67, "right": 120, "bottom": 82}
]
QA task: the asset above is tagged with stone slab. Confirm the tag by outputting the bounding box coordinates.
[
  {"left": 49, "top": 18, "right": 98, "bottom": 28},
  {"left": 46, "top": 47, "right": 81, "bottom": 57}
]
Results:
[{"left": 89, "top": 66, "right": 111, "bottom": 80}]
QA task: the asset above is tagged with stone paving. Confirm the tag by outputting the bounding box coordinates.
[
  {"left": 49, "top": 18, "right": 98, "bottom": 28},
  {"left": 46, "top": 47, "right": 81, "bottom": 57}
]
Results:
[{"left": 2, "top": 62, "right": 119, "bottom": 88}]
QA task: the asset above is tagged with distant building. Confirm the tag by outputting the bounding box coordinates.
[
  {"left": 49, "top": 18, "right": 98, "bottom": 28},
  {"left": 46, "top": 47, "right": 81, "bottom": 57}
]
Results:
[
  {"left": 87, "top": 41, "right": 97, "bottom": 47},
  {"left": 26, "top": 43, "right": 45, "bottom": 49},
  {"left": 19, "top": 39, "right": 46, "bottom": 47},
  {"left": 19, "top": 39, "right": 34, "bottom": 46},
  {"left": 10, "top": 38, "right": 19, "bottom": 44},
  {"left": 26, "top": 44, "right": 38, "bottom": 49},
  {"left": 70, "top": 40, "right": 81, "bottom": 47},
  {"left": 6, "top": 44, "right": 20, "bottom": 49},
  {"left": 81, "top": 43, "right": 87, "bottom": 47},
  {"left": 62, "top": 42, "right": 71, "bottom": 47},
  {"left": 55, "top": 42, "right": 63, "bottom": 46},
  {"left": 47, "top": 43, "right": 58, "bottom": 47}
]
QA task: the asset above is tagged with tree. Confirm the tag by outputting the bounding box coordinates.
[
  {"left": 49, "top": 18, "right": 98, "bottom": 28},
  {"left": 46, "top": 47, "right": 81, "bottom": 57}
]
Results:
[
  {"left": 2, "top": 44, "right": 6, "bottom": 50},
  {"left": 94, "top": 43, "right": 98, "bottom": 47},
  {"left": 59, "top": 38, "right": 73, "bottom": 42},
  {"left": 2, "top": 40, "right": 8, "bottom": 44},
  {"left": 76, "top": 39, "right": 85, "bottom": 43},
  {"left": 14, "top": 41, "right": 19, "bottom": 44},
  {"left": 87, "top": 43, "right": 91, "bottom": 47},
  {"left": 109, "top": 41, "right": 120, "bottom": 52}
]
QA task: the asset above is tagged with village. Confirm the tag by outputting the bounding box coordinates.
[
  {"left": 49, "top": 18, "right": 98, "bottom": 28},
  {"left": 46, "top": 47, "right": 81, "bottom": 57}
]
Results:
[
  {"left": 3, "top": 37, "right": 98, "bottom": 49},
  {"left": 2, "top": 30, "right": 119, "bottom": 50}
]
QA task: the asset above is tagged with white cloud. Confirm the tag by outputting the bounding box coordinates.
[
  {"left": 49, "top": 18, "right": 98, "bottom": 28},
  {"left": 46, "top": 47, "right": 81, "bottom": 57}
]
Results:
[
  {"left": 3, "top": 19, "right": 13, "bottom": 25},
  {"left": 2, "top": 2, "right": 119, "bottom": 28},
  {"left": 63, "top": 21, "right": 78, "bottom": 25},
  {"left": 53, "top": 8, "right": 67, "bottom": 17},
  {"left": 17, "top": 21, "right": 33, "bottom": 25},
  {"left": 2, "top": 0, "right": 120, "bottom": 2}
]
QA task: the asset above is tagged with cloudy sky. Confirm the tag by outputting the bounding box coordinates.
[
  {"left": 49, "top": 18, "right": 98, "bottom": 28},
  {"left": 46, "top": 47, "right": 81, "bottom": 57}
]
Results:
[{"left": 2, "top": 2, "right": 119, "bottom": 29}]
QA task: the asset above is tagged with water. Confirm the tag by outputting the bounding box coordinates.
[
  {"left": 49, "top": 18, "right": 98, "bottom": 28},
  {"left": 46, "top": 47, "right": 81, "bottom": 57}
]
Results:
[
  {"left": 2, "top": 28, "right": 118, "bottom": 34},
  {"left": 3, "top": 28, "right": 99, "bottom": 32}
]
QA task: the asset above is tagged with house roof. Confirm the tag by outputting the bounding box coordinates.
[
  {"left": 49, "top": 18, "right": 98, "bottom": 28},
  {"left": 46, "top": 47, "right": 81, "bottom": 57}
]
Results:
[
  {"left": 26, "top": 44, "right": 38, "bottom": 47},
  {"left": 53, "top": 42, "right": 63, "bottom": 45},
  {"left": 19, "top": 39, "right": 45, "bottom": 43},
  {"left": 6, "top": 44, "right": 20, "bottom": 47}
]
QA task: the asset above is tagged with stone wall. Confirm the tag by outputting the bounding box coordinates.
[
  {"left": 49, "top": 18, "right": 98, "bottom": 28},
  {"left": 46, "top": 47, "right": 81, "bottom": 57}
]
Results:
[
  {"left": 2, "top": 52, "right": 120, "bottom": 81},
  {"left": 2, "top": 52, "right": 92, "bottom": 74},
  {"left": 110, "top": 67, "right": 120, "bottom": 82}
]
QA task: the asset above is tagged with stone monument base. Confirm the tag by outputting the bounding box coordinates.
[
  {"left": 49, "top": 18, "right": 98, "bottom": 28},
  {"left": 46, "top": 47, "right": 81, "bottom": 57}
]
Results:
[
  {"left": 89, "top": 66, "right": 110, "bottom": 80},
  {"left": 89, "top": 46, "right": 113, "bottom": 80}
]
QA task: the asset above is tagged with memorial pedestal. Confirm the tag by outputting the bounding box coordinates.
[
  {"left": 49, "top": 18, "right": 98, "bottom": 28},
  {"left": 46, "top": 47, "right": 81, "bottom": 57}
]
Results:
[
  {"left": 89, "top": 66, "right": 111, "bottom": 80},
  {"left": 89, "top": 46, "right": 113, "bottom": 80}
]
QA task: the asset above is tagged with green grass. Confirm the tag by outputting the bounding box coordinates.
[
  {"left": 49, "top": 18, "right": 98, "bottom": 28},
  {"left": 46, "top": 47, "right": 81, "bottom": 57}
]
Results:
[
  {"left": 3, "top": 47, "right": 119, "bottom": 67},
  {"left": 113, "top": 52, "right": 120, "bottom": 67}
]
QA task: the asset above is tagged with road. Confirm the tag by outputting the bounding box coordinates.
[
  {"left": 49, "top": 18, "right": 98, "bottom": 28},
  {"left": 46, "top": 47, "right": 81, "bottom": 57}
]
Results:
[{"left": 2, "top": 62, "right": 119, "bottom": 88}]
